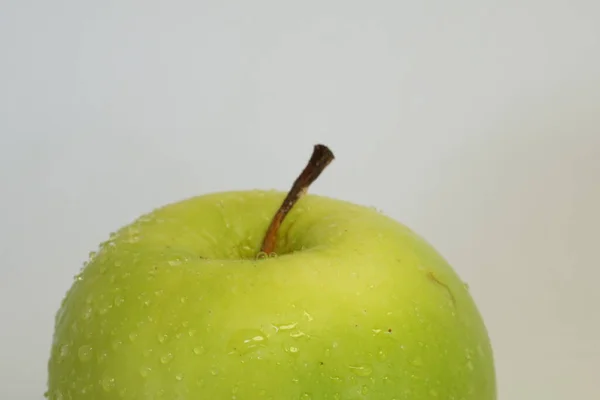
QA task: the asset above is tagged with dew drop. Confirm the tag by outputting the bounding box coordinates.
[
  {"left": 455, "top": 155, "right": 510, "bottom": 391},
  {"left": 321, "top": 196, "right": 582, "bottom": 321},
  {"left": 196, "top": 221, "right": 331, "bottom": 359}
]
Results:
[
  {"left": 349, "top": 364, "right": 373, "bottom": 377},
  {"left": 272, "top": 322, "right": 298, "bottom": 332},
  {"left": 361, "top": 385, "right": 369, "bottom": 395},
  {"left": 411, "top": 357, "right": 424, "bottom": 367},
  {"left": 96, "top": 350, "right": 108, "bottom": 364},
  {"left": 227, "top": 329, "right": 268, "bottom": 355},
  {"left": 188, "top": 329, "right": 197, "bottom": 337},
  {"left": 77, "top": 345, "right": 93, "bottom": 362},
  {"left": 160, "top": 352, "right": 174, "bottom": 364},
  {"left": 377, "top": 348, "right": 387, "bottom": 361},
  {"left": 140, "top": 366, "right": 151, "bottom": 378},
  {"left": 256, "top": 252, "right": 268, "bottom": 260},
  {"left": 82, "top": 307, "right": 93, "bottom": 320},
  {"left": 158, "top": 334, "right": 168, "bottom": 344},
  {"left": 284, "top": 344, "right": 300, "bottom": 355},
  {"left": 128, "top": 332, "right": 138, "bottom": 342},
  {"left": 300, "top": 393, "right": 312, "bottom": 400},
  {"left": 59, "top": 344, "right": 70, "bottom": 359},
  {"left": 114, "top": 295, "right": 124, "bottom": 307},
  {"left": 193, "top": 346, "right": 205, "bottom": 355},
  {"left": 101, "top": 375, "right": 115, "bottom": 392},
  {"left": 303, "top": 311, "right": 314, "bottom": 322},
  {"left": 111, "top": 340, "right": 122, "bottom": 350},
  {"left": 289, "top": 330, "right": 306, "bottom": 339},
  {"left": 466, "top": 360, "right": 474, "bottom": 371},
  {"left": 175, "top": 372, "right": 184, "bottom": 381}
]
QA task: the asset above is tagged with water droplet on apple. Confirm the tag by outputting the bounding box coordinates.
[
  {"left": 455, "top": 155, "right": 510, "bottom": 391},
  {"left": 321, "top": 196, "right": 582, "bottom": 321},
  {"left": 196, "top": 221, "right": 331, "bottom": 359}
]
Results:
[
  {"left": 140, "top": 366, "right": 151, "bottom": 378},
  {"left": 289, "top": 330, "right": 306, "bottom": 339},
  {"left": 227, "top": 329, "right": 268, "bottom": 355},
  {"left": 160, "top": 352, "right": 174, "bottom": 364},
  {"left": 158, "top": 333, "right": 168, "bottom": 343},
  {"left": 256, "top": 252, "right": 268, "bottom": 260},
  {"left": 210, "top": 368, "right": 219, "bottom": 376},
  {"left": 77, "top": 345, "right": 93, "bottom": 362},
  {"left": 300, "top": 393, "right": 312, "bottom": 400},
  {"left": 58, "top": 344, "right": 69, "bottom": 359},
  {"left": 283, "top": 344, "right": 300, "bottom": 355},
  {"left": 361, "top": 385, "right": 369, "bottom": 395},
  {"left": 303, "top": 311, "right": 314, "bottom": 322},
  {"left": 96, "top": 350, "right": 108, "bottom": 364},
  {"left": 114, "top": 295, "right": 124, "bottom": 307},
  {"left": 82, "top": 306, "right": 93, "bottom": 320},
  {"left": 193, "top": 346, "right": 205, "bottom": 355},
  {"left": 349, "top": 364, "right": 373, "bottom": 376},
  {"left": 101, "top": 375, "right": 115, "bottom": 392},
  {"left": 175, "top": 372, "right": 184, "bottom": 381},
  {"left": 410, "top": 357, "right": 424, "bottom": 367},
  {"left": 463, "top": 281, "right": 470, "bottom": 291},
  {"left": 429, "top": 389, "right": 439, "bottom": 397},
  {"left": 272, "top": 322, "right": 298, "bottom": 332},
  {"left": 168, "top": 259, "right": 182, "bottom": 267},
  {"left": 80, "top": 384, "right": 93, "bottom": 395},
  {"left": 377, "top": 348, "right": 387, "bottom": 361},
  {"left": 129, "top": 332, "right": 138, "bottom": 342}
]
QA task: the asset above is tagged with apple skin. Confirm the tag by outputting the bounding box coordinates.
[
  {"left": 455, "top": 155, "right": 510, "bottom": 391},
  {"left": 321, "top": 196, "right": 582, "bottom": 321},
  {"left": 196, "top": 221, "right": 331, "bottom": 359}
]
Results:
[{"left": 47, "top": 190, "right": 496, "bottom": 399}]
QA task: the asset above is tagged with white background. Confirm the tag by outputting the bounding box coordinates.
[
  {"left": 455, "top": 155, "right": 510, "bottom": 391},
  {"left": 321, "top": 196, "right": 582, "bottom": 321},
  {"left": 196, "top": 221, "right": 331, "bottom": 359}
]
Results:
[{"left": 1, "top": 1, "right": 599, "bottom": 399}]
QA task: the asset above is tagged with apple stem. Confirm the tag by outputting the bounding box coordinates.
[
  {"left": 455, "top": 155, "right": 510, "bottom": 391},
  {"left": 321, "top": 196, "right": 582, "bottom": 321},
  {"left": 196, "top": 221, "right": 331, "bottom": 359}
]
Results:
[{"left": 260, "top": 144, "right": 335, "bottom": 255}]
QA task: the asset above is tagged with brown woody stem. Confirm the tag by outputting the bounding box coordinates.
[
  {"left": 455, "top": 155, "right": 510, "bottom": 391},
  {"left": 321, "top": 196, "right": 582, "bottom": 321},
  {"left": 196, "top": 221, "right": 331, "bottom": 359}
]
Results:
[{"left": 259, "top": 144, "right": 335, "bottom": 255}]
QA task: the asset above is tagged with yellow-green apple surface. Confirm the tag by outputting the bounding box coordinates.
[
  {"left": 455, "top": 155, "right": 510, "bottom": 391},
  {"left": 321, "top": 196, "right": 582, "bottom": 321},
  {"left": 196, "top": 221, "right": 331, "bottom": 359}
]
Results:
[{"left": 47, "top": 145, "right": 495, "bottom": 399}]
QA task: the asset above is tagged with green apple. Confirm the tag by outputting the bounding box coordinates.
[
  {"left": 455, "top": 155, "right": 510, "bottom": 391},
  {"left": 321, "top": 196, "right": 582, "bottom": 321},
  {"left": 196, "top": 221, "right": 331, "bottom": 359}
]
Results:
[{"left": 47, "top": 146, "right": 495, "bottom": 399}]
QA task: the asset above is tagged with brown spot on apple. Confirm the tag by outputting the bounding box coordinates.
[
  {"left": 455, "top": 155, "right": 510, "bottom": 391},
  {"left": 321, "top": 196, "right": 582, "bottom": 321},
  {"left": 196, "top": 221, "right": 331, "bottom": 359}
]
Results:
[{"left": 427, "top": 271, "right": 456, "bottom": 306}]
